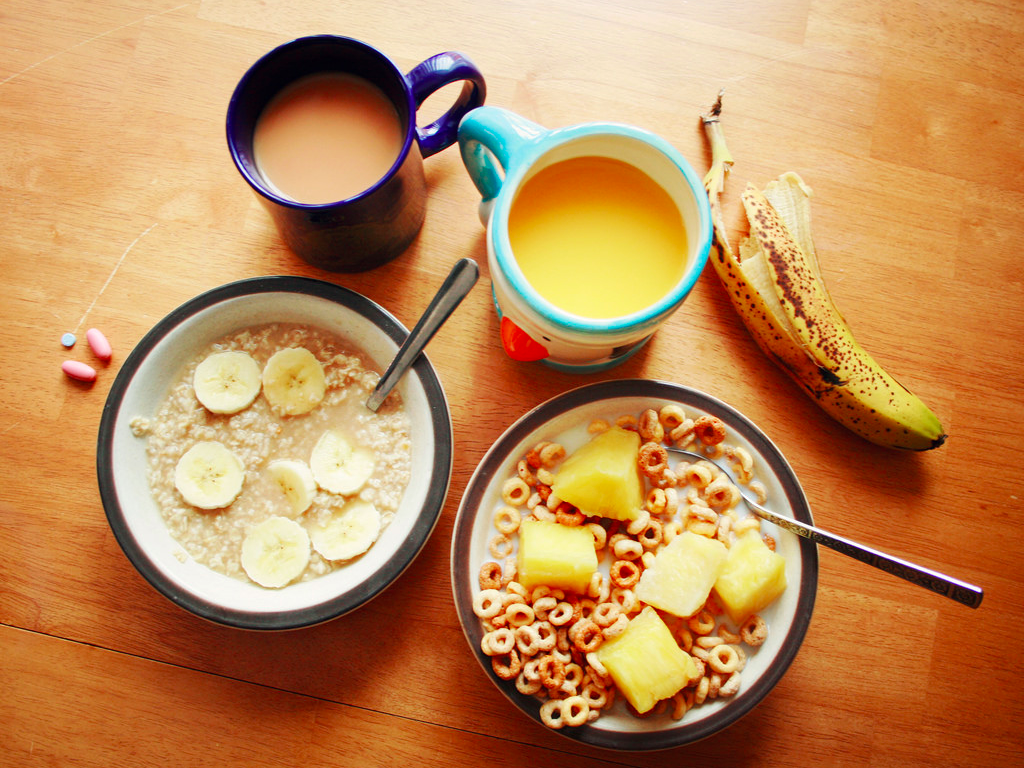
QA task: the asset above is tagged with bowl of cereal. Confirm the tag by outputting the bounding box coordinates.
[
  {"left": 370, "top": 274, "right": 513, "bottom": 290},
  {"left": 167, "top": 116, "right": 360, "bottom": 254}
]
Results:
[
  {"left": 451, "top": 379, "right": 816, "bottom": 750},
  {"left": 97, "top": 276, "right": 452, "bottom": 630}
]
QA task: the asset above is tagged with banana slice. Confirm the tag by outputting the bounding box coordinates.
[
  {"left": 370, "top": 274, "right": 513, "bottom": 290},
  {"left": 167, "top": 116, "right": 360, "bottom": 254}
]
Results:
[
  {"left": 174, "top": 441, "right": 245, "bottom": 509},
  {"left": 309, "top": 429, "right": 376, "bottom": 495},
  {"left": 261, "top": 347, "right": 326, "bottom": 416},
  {"left": 266, "top": 459, "right": 317, "bottom": 514},
  {"left": 240, "top": 515, "right": 310, "bottom": 588},
  {"left": 192, "top": 350, "right": 262, "bottom": 414},
  {"left": 310, "top": 499, "right": 382, "bottom": 561}
]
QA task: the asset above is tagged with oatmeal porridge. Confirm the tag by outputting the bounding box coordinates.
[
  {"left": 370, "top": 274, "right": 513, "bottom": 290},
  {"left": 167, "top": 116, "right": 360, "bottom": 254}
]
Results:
[{"left": 130, "top": 323, "right": 411, "bottom": 588}]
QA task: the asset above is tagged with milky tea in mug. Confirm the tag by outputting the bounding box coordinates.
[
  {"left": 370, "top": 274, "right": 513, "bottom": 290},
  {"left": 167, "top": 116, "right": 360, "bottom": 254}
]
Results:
[
  {"left": 252, "top": 72, "right": 404, "bottom": 204},
  {"left": 227, "top": 36, "right": 486, "bottom": 271},
  {"left": 507, "top": 155, "right": 689, "bottom": 319}
]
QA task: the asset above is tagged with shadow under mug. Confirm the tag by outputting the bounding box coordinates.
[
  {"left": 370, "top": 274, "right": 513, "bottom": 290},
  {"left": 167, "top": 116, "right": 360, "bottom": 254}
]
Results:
[{"left": 227, "top": 35, "right": 486, "bottom": 272}]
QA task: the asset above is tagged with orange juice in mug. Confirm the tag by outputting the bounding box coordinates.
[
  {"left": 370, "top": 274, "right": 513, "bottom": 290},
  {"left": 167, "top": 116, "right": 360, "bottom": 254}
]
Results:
[
  {"left": 508, "top": 155, "right": 689, "bottom": 320},
  {"left": 458, "top": 107, "right": 711, "bottom": 371}
]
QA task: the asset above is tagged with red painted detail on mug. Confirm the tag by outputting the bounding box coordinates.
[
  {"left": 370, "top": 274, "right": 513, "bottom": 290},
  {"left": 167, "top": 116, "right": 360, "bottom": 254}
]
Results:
[{"left": 500, "top": 317, "right": 548, "bottom": 362}]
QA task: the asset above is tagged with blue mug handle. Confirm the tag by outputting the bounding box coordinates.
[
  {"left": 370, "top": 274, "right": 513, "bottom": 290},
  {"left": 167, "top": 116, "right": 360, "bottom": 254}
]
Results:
[
  {"left": 458, "top": 106, "right": 546, "bottom": 218},
  {"left": 406, "top": 52, "right": 487, "bottom": 158}
]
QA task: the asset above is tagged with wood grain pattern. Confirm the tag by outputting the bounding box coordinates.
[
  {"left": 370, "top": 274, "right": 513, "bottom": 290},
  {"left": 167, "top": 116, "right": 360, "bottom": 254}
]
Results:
[{"left": 2, "top": 1, "right": 1022, "bottom": 765}]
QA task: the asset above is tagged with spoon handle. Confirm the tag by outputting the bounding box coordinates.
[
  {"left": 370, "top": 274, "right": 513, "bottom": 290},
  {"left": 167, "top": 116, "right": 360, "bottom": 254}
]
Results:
[
  {"left": 367, "top": 258, "right": 479, "bottom": 412},
  {"left": 668, "top": 447, "right": 983, "bottom": 608},
  {"left": 740, "top": 492, "right": 984, "bottom": 609}
]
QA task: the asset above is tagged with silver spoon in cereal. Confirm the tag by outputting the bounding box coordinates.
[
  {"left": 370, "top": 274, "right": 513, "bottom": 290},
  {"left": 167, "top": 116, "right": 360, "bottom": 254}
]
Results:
[
  {"left": 367, "top": 258, "right": 479, "bottom": 412},
  {"left": 667, "top": 446, "right": 984, "bottom": 609}
]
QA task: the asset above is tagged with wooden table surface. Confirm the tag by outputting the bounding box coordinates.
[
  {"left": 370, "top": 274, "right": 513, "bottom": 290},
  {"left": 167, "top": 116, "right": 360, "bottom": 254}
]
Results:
[{"left": 3, "top": 1, "right": 1022, "bottom": 765}]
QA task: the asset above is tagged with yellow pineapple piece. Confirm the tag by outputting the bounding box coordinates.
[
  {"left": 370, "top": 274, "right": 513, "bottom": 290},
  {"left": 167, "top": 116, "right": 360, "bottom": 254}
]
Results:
[
  {"left": 595, "top": 606, "right": 696, "bottom": 714},
  {"left": 714, "top": 529, "right": 787, "bottom": 624},
  {"left": 635, "top": 530, "right": 728, "bottom": 618},
  {"left": 551, "top": 426, "right": 643, "bottom": 521},
  {"left": 516, "top": 519, "right": 597, "bottom": 593}
]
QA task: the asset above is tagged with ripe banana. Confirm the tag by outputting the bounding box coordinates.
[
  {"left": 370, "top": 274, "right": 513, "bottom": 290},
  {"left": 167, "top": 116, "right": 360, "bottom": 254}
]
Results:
[
  {"left": 240, "top": 515, "right": 311, "bottom": 588},
  {"left": 310, "top": 429, "right": 376, "bottom": 495},
  {"left": 266, "top": 459, "right": 318, "bottom": 514},
  {"left": 309, "top": 499, "right": 382, "bottom": 561},
  {"left": 262, "top": 347, "right": 327, "bottom": 416},
  {"left": 174, "top": 440, "right": 246, "bottom": 509},
  {"left": 700, "top": 94, "right": 946, "bottom": 450},
  {"left": 192, "top": 350, "right": 263, "bottom": 414}
]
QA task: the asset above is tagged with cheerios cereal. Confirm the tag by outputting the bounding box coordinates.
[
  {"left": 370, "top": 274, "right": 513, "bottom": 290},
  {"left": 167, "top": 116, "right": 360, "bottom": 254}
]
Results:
[{"left": 472, "top": 407, "right": 785, "bottom": 728}]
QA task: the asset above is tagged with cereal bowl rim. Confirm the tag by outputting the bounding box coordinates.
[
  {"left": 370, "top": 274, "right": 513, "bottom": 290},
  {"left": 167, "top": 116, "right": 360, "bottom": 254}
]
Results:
[
  {"left": 450, "top": 379, "right": 817, "bottom": 750},
  {"left": 97, "top": 275, "right": 453, "bottom": 630}
]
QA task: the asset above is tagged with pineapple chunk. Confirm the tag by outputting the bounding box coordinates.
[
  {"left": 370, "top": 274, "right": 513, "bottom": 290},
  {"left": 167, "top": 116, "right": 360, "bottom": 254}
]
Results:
[
  {"left": 595, "top": 606, "right": 696, "bottom": 714},
  {"left": 714, "top": 530, "right": 787, "bottom": 624},
  {"left": 551, "top": 427, "right": 643, "bottom": 521},
  {"left": 516, "top": 519, "right": 597, "bottom": 594},
  {"left": 636, "top": 531, "right": 728, "bottom": 618}
]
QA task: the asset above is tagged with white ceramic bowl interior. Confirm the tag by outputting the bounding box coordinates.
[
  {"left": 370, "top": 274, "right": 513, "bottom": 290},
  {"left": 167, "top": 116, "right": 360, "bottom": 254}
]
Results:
[
  {"left": 451, "top": 380, "right": 816, "bottom": 750},
  {"left": 98, "top": 276, "right": 452, "bottom": 630}
]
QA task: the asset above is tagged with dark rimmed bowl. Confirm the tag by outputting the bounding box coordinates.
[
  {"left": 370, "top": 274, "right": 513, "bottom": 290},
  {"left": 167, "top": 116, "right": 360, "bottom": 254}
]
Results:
[
  {"left": 451, "top": 379, "right": 817, "bottom": 750},
  {"left": 97, "top": 276, "right": 452, "bottom": 630}
]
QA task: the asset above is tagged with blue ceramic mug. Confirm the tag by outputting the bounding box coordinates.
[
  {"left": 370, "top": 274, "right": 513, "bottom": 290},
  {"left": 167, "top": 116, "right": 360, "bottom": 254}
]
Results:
[
  {"left": 459, "top": 106, "right": 712, "bottom": 372},
  {"left": 227, "top": 36, "right": 486, "bottom": 272}
]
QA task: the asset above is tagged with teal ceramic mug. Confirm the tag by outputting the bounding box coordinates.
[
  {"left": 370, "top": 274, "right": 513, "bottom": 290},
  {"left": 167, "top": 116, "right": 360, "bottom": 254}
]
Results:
[{"left": 458, "top": 106, "right": 712, "bottom": 372}]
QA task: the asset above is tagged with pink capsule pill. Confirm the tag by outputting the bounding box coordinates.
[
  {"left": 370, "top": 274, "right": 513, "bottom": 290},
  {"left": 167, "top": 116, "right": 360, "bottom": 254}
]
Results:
[
  {"left": 87, "top": 328, "right": 112, "bottom": 362},
  {"left": 62, "top": 360, "right": 97, "bottom": 382}
]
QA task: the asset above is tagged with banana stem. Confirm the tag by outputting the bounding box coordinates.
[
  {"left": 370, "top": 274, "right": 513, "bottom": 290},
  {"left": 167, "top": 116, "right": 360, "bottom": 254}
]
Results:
[{"left": 700, "top": 90, "right": 736, "bottom": 259}]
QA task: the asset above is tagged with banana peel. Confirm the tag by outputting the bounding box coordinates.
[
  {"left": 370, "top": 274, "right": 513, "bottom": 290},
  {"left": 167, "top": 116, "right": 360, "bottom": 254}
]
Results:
[{"left": 699, "top": 93, "right": 946, "bottom": 450}]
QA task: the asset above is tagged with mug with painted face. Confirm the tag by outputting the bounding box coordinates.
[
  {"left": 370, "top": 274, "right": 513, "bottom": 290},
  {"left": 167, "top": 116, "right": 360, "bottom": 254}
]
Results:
[
  {"left": 458, "top": 106, "right": 712, "bottom": 372},
  {"left": 228, "top": 35, "right": 486, "bottom": 272}
]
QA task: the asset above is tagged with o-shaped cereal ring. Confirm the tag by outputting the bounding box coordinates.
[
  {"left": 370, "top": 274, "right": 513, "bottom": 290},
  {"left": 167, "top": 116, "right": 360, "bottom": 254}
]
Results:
[
  {"left": 693, "top": 415, "right": 727, "bottom": 446},
  {"left": 488, "top": 533, "right": 514, "bottom": 559},
  {"left": 515, "top": 671, "right": 542, "bottom": 695},
  {"left": 612, "top": 538, "right": 643, "bottom": 561},
  {"left": 592, "top": 601, "right": 622, "bottom": 628},
  {"left": 493, "top": 505, "right": 521, "bottom": 534},
  {"left": 609, "top": 587, "right": 638, "bottom": 614},
  {"left": 707, "top": 643, "right": 740, "bottom": 674},
  {"left": 547, "top": 601, "right": 574, "bottom": 626},
  {"left": 532, "top": 595, "right": 557, "bottom": 621},
  {"left": 481, "top": 627, "right": 515, "bottom": 656},
  {"left": 555, "top": 503, "right": 585, "bottom": 527},
  {"left": 638, "top": 518, "right": 663, "bottom": 550},
  {"left": 638, "top": 409, "right": 665, "bottom": 443},
  {"left": 645, "top": 487, "right": 667, "bottom": 516},
  {"left": 638, "top": 441, "right": 669, "bottom": 478},
  {"left": 719, "top": 671, "right": 742, "bottom": 697},
  {"left": 659, "top": 403, "right": 686, "bottom": 431},
  {"left": 539, "top": 698, "right": 564, "bottom": 729},
  {"left": 491, "top": 648, "right": 521, "bottom": 680},
  {"left": 501, "top": 476, "right": 531, "bottom": 506},
  {"left": 478, "top": 562, "right": 502, "bottom": 590},
  {"left": 581, "top": 681, "right": 608, "bottom": 710},
  {"left": 505, "top": 602, "right": 535, "bottom": 627},
  {"left": 741, "top": 614, "right": 768, "bottom": 646},
  {"left": 514, "top": 624, "right": 542, "bottom": 656},
  {"left": 538, "top": 655, "right": 566, "bottom": 690},
  {"left": 472, "top": 589, "right": 503, "bottom": 619},
  {"left": 534, "top": 620, "right": 557, "bottom": 651},
  {"left": 572, "top": 619, "right": 604, "bottom": 653},
  {"left": 609, "top": 559, "right": 641, "bottom": 588},
  {"left": 559, "top": 696, "right": 590, "bottom": 727},
  {"left": 687, "top": 610, "right": 716, "bottom": 636},
  {"left": 602, "top": 613, "right": 629, "bottom": 639}
]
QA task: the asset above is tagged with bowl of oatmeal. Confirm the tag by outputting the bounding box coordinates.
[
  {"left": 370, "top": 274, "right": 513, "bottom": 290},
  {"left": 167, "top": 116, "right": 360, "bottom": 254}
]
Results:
[
  {"left": 451, "top": 379, "right": 817, "bottom": 750},
  {"left": 97, "top": 276, "right": 452, "bottom": 630}
]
